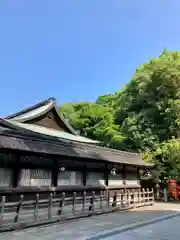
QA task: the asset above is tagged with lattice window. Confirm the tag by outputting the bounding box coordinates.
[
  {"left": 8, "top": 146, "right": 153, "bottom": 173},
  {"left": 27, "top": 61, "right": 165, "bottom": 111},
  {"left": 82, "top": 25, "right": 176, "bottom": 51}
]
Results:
[{"left": 19, "top": 169, "right": 52, "bottom": 186}]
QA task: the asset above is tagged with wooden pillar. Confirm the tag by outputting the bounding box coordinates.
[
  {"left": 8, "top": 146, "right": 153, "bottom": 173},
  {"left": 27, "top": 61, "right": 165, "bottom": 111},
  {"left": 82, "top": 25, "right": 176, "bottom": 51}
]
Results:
[
  {"left": 12, "top": 154, "right": 21, "bottom": 187},
  {"left": 137, "top": 167, "right": 140, "bottom": 184},
  {"left": 105, "top": 163, "right": 109, "bottom": 186},
  {"left": 83, "top": 165, "right": 86, "bottom": 186},
  {"left": 52, "top": 159, "right": 58, "bottom": 187},
  {"left": 122, "top": 165, "right": 126, "bottom": 185}
]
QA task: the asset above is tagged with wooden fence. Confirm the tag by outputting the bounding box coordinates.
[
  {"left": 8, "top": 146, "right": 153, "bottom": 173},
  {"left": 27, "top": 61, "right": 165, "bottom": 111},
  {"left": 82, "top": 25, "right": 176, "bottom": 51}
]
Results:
[{"left": 0, "top": 188, "right": 154, "bottom": 232}]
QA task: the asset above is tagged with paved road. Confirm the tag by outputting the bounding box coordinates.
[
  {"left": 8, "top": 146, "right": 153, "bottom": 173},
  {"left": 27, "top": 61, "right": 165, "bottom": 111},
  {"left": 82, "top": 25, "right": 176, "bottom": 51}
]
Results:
[
  {"left": 1, "top": 203, "right": 180, "bottom": 240},
  {"left": 107, "top": 214, "right": 180, "bottom": 239}
]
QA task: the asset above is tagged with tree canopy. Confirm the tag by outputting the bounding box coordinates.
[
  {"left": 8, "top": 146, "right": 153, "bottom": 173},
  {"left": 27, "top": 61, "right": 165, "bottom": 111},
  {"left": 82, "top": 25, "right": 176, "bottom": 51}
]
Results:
[{"left": 58, "top": 50, "right": 180, "bottom": 181}]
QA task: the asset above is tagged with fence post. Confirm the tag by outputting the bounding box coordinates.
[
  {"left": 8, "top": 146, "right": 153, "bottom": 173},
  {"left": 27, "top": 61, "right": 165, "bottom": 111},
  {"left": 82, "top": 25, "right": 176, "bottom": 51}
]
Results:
[
  {"left": 146, "top": 188, "right": 149, "bottom": 204},
  {"left": 132, "top": 189, "right": 135, "bottom": 207},
  {"left": 125, "top": 190, "right": 128, "bottom": 207},
  {"left": 82, "top": 191, "right": 86, "bottom": 212},
  {"left": 0, "top": 196, "right": 5, "bottom": 223},
  {"left": 142, "top": 188, "right": 146, "bottom": 205},
  {"left": 138, "top": 189, "right": 140, "bottom": 205},
  {"left": 100, "top": 191, "right": 103, "bottom": 209},
  {"left": 107, "top": 190, "right": 110, "bottom": 207},
  {"left": 127, "top": 190, "right": 131, "bottom": 207},
  {"left": 72, "top": 192, "right": 76, "bottom": 215},
  {"left": 120, "top": 190, "right": 123, "bottom": 208},
  {"left": 89, "top": 191, "right": 95, "bottom": 212},
  {"left": 48, "top": 193, "right": 53, "bottom": 220},
  {"left": 134, "top": 190, "right": 138, "bottom": 207},
  {"left": 34, "top": 194, "right": 39, "bottom": 221},
  {"left": 152, "top": 188, "right": 154, "bottom": 203},
  {"left": 164, "top": 188, "right": 168, "bottom": 202},
  {"left": 112, "top": 192, "right": 117, "bottom": 208},
  {"left": 57, "top": 192, "right": 65, "bottom": 215},
  {"left": 14, "top": 195, "right": 23, "bottom": 223}
]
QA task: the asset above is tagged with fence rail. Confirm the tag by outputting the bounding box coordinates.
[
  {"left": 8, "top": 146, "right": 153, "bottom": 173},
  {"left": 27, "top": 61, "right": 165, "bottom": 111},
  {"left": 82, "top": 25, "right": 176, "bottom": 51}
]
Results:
[{"left": 0, "top": 188, "right": 154, "bottom": 232}]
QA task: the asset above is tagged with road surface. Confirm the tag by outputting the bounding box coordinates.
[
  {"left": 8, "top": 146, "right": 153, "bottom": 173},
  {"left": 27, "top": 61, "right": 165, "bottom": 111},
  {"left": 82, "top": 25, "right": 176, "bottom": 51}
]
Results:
[
  {"left": 106, "top": 214, "right": 180, "bottom": 239},
  {"left": 1, "top": 203, "right": 180, "bottom": 240}
]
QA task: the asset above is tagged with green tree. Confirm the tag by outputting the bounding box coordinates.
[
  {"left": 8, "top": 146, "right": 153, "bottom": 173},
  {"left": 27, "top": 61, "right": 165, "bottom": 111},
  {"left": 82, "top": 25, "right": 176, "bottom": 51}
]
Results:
[
  {"left": 96, "top": 93, "right": 117, "bottom": 108},
  {"left": 154, "top": 138, "right": 180, "bottom": 183},
  {"left": 115, "top": 50, "right": 180, "bottom": 151},
  {"left": 58, "top": 102, "right": 124, "bottom": 148}
]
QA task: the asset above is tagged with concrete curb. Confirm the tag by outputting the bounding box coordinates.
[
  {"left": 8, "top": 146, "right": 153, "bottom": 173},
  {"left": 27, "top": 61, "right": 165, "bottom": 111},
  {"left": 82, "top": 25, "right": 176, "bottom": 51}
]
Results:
[{"left": 86, "top": 211, "right": 180, "bottom": 240}]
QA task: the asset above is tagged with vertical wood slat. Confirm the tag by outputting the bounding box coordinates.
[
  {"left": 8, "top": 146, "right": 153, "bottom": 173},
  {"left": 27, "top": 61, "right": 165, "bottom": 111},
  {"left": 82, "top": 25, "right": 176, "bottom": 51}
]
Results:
[
  {"left": 82, "top": 191, "right": 86, "bottom": 212},
  {"left": 72, "top": 192, "right": 76, "bottom": 215},
  {"left": 57, "top": 192, "right": 65, "bottom": 215},
  {"left": 92, "top": 191, "right": 95, "bottom": 211},
  {"left": 14, "top": 195, "right": 23, "bottom": 223},
  {"left": 107, "top": 190, "right": 110, "bottom": 207},
  {"left": 142, "top": 188, "right": 145, "bottom": 205},
  {"left": 48, "top": 193, "right": 53, "bottom": 220},
  {"left": 135, "top": 190, "right": 138, "bottom": 206},
  {"left": 152, "top": 188, "right": 154, "bottom": 202},
  {"left": 34, "top": 194, "right": 39, "bottom": 221},
  {"left": 89, "top": 191, "right": 95, "bottom": 211},
  {"left": 124, "top": 190, "right": 127, "bottom": 206},
  {"left": 100, "top": 191, "right": 103, "bottom": 209},
  {"left": 112, "top": 191, "right": 117, "bottom": 207},
  {"left": 137, "top": 189, "right": 140, "bottom": 205},
  {"left": 127, "top": 190, "right": 130, "bottom": 207},
  {"left": 0, "top": 196, "right": 5, "bottom": 223},
  {"left": 147, "top": 188, "right": 149, "bottom": 203},
  {"left": 132, "top": 189, "right": 135, "bottom": 206},
  {"left": 120, "top": 190, "right": 123, "bottom": 208}
]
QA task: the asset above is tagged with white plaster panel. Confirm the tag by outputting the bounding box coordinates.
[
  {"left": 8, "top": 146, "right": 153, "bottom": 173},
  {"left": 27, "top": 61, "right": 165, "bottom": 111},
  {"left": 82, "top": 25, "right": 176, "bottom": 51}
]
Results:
[
  {"left": 0, "top": 168, "right": 12, "bottom": 187},
  {"left": 126, "top": 172, "right": 139, "bottom": 185},
  {"left": 57, "top": 171, "right": 83, "bottom": 185},
  {"left": 108, "top": 173, "right": 123, "bottom": 186},
  {"left": 86, "top": 172, "right": 105, "bottom": 186}
]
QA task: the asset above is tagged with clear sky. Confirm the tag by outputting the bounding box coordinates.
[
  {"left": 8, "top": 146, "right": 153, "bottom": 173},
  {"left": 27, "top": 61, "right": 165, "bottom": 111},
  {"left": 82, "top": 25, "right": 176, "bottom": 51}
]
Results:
[{"left": 0, "top": 0, "right": 180, "bottom": 116}]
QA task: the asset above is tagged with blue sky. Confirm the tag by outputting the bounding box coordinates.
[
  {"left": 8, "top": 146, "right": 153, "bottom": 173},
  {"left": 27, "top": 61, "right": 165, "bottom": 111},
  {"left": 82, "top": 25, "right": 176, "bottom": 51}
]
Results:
[{"left": 0, "top": 0, "right": 180, "bottom": 116}]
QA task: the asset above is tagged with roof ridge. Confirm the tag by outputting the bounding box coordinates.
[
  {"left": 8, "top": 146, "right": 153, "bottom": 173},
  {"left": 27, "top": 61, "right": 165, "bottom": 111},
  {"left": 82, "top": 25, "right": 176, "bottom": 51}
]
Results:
[{"left": 5, "top": 97, "right": 55, "bottom": 119}]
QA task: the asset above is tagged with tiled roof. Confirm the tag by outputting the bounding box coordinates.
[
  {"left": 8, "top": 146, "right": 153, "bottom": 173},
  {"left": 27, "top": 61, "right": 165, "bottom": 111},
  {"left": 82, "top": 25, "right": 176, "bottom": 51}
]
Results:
[
  {"left": 6, "top": 120, "right": 99, "bottom": 144},
  {"left": 0, "top": 120, "right": 153, "bottom": 168}
]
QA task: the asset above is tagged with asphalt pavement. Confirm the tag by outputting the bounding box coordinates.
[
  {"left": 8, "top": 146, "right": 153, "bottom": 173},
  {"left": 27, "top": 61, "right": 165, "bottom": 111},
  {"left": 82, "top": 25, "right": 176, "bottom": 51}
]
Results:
[{"left": 106, "top": 213, "right": 180, "bottom": 239}]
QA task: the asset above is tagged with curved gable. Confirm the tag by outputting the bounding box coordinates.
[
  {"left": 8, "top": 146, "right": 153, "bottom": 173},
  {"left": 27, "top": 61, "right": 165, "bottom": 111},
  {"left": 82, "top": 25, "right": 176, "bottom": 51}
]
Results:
[{"left": 5, "top": 98, "right": 77, "bottom": 135}]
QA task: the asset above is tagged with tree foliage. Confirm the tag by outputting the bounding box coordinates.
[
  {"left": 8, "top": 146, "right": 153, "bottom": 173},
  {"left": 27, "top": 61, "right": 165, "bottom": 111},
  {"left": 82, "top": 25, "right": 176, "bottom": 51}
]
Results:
[
  {"left": 58, "top": 102, "right": 124, "bottom": 148},
  {"left": 58, "top": 50, "right": 180, "bottom": 180},
  {"left": 154, "top": 138, "right": 180, "bottom": 183},
  {"left": 115, "top": 50, "right": 180, "bottom": 152}
]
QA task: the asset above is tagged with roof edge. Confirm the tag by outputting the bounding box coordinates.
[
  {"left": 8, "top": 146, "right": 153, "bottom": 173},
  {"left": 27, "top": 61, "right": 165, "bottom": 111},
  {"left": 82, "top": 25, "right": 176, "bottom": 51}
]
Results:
[
  {"left": 4, "top": 97, "right": 78, "bottom": 136},
  {"left": 5, "top": 97, "right": 55, "bottom": 119}
]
